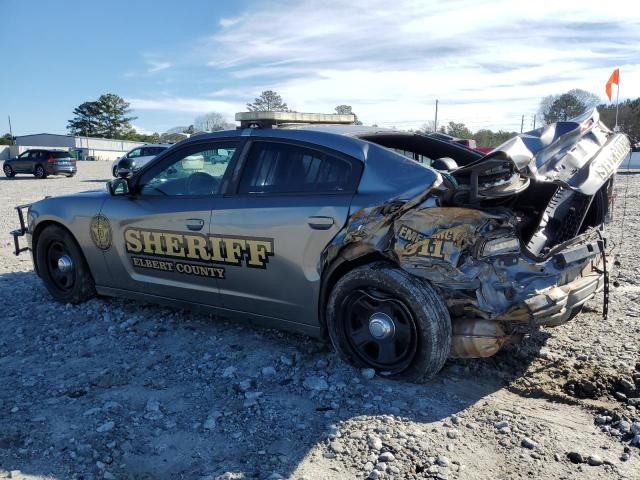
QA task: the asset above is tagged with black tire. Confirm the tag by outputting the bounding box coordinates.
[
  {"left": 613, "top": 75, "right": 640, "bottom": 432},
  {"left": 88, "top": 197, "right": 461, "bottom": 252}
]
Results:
[
  {"left": 34, "top": 164, "right": 47, "bottom": 179},
  {"left": 3, "top": 164, "right": 15, "bottom": 178},
  {"left": 327, "top": 262, "right": 451, "bottom": 382},
  {"left": 35, "top": 225, "right": 96, "bottom": 304}
]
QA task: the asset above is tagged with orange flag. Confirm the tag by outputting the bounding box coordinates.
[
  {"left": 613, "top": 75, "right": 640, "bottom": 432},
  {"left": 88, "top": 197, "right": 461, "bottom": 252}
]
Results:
[{"left": 606, "top": 68, "right": 619, "bottom": 101}]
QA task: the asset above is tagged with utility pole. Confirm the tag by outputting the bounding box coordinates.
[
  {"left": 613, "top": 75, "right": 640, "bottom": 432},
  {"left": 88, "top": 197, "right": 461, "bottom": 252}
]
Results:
[
  {"left": 8, "top": 115, "right": 13, "bottom": 144},
  {"left": 520, "top": 114, "right": 524, "bottom": 133},
  {"left": 614, "top": 78, "right": 620, "bottom": 131},
  {"left": 532, "top": 114, "right": 536, "bottom": 129},
  {"left": 434, "top": 100, "right": 439, "bottom": 133}
]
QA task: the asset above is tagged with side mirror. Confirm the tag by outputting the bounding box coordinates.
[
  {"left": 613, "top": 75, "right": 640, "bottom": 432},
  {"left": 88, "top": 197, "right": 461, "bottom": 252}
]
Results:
[
  {"left": 432, "top": 157, "right": 459, "bottom": 172},
  {"left": 107, "top": 178, "right": 130, "bottom": 196},
  {"left": 117, "top": 158, "right": 136, "bottom": 178}
]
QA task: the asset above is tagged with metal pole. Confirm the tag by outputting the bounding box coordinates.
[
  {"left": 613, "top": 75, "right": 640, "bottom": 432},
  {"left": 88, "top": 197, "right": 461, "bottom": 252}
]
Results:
[
  {"left": 8, "top": 115, "right": 13, "bottom": 144},
  {"left": 532, "top": 114, "right": 536, "bottom": 129},
  {"left": 434, "top": 100, "right": 439, "bottom": 133},
  {"left": 614, "top": 78, "right": 620, "bottom": 130},
  {"left": 520, "top": 114, "right": 524, "bottom": 133}
]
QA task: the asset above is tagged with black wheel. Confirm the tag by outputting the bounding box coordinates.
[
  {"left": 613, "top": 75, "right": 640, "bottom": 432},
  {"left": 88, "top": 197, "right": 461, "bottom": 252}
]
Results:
[
  {"left": 327, "top": 262, "right": 451, "bottom": 382},
  {"left": 3, "top": 164, "right": 15, "bottom": 178},
  {"left": 35, "top": 225, "right": 96, "bottom": 304},
  {"left": 34, "top": 164, "right": 47, "bottom": 179}
]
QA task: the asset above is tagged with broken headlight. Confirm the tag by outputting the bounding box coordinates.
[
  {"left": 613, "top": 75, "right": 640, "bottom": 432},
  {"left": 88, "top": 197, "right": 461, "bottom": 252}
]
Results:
[{"left": 480, "top": 236, "right": 520, "bottom": 257}]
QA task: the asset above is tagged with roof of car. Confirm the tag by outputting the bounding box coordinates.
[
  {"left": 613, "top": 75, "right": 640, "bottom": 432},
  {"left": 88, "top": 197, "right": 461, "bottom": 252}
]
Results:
[
  {"left": 148, "top": 126, "right": 443, "bottom": 197},
  {"left": 25, "top": 148, "right": 69, "bottom": 152},
  {"left": 171, "top": 124, "right": 483, "bottom": 165}
]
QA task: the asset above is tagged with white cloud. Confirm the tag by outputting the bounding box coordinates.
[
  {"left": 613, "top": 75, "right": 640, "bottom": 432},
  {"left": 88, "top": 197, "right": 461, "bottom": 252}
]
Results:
[
  {"left": 130, "top": 124, "right": 153, "bottom": 135},
  {"left": 146, "top": 60, "right": 172, "bottom": 74},
  {"left": 128, "top": 0, "right": 640, "bottom": 131},
  {"left": 127, "top": 96, "right": 239, "bottom": 118},
  {"left": 197, "top": 0, "right": 640, "bottom": 130}
]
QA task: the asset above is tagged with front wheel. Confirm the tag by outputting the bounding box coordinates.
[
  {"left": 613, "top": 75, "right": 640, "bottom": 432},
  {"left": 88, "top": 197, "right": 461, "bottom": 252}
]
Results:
[
  {"left": 3, "top": 164, "right": 15, "bottom": 177},
  {"left": 35, "top": 225, "right": 96, "bottom": 304},
  {"left": 34, "top": 165, "right": 47, "bottom": 179},
  {"left": 327, "top": 262, "right": 451, "bottom": 382}
]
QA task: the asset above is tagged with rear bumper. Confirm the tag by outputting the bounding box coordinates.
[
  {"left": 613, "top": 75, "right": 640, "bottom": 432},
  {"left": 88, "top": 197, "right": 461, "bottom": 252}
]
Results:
[
  {"left": 449, "top": 268, "right": 604, "bottom": 358},
  {"left": 497, "top": 266, "right": 604, "bottom": 325},
  {"left": 47, "top": 165, "right": 77, "bottom": 175},
  {"left": 448, "top": 236, "right": 607, "bottom": 359}
]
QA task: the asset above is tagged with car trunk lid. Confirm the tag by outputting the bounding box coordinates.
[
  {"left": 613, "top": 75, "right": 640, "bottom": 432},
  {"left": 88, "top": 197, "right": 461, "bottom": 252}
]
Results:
[
  {"left": 448, "top": 110, "right": 631, "bottom": 258},
  {"left": 452, "top": 109, "right": 630, "bottom": 198}
]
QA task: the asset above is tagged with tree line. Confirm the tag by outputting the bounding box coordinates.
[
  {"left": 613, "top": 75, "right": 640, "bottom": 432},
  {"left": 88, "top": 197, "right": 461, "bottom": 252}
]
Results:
[
  {"left": 22, "top": 88, "right": 633, "bottom": 148},
  {"left": 421, "top": 88, "right": 639, "bottom": 147},
  {"left": 62, "top": 90, "right": 363, "bottom": 141}
]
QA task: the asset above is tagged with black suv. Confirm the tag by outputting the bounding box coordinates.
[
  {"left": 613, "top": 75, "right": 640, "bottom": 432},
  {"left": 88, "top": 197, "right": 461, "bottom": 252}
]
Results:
[{"left": 3, "top": 149, "right": 77, "bottom": 179}]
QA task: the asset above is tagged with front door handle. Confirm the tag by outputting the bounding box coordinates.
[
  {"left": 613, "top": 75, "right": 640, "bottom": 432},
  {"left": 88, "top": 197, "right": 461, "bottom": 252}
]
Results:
[
  {"left": 307, "top": 216, "right": 334, "bottom": 230},
  {"left": 186, "top": 218, "right": 205, "bottom": 231}
]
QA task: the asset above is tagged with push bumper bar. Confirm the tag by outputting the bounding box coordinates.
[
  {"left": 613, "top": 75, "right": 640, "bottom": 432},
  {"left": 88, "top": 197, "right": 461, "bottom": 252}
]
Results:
[{"left": 10, "top": 204, "right": 31, "bottom": 256}]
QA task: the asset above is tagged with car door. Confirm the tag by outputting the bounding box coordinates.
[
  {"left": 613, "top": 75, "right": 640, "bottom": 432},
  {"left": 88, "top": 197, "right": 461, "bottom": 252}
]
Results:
[
  {"left": 99, "top": 139, "right": 242, "bottom": 304},
  {"left": 32, "top": 150, "right": 46, "bottom": 171},
  {"left": 13, "top": 150, "right": 32, "bottom": 172},
  {"left": 210, "top": 139, "right": 362, "bottom": 326}
]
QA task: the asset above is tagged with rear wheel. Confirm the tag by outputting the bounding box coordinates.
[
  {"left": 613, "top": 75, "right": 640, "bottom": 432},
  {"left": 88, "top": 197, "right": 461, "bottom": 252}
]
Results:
[
  {"left": 3, "top": 164, "right": 15, "bottom": 177},
  {"left": 34, "top": 164, "right": 47, "bottom": 179},
  {"left": 327, "top": 262, "right": 451, "bottom": 382},
  {"left": 35, "top": 225, "right": 96, "bottom": 304}
]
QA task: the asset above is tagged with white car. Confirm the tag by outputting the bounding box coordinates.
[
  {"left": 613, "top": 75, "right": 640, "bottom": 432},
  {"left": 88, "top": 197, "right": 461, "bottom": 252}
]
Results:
[{"left": 111, "top": 144, "right": 170, "bottom": 177}]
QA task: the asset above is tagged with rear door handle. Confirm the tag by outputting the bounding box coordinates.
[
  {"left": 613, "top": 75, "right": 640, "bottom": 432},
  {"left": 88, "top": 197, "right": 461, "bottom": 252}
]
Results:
[
  {"left": 307, "top": 216, "right": 334, "bottom": 230},
  {"left": 186, "top": 218, "right": 205, "bottom": 231}
]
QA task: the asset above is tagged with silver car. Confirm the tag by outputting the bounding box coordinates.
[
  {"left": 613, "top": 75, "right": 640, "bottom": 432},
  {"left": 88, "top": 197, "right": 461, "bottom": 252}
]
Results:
[
  {"left": 11, "top": 109, "right": 630, "bottom": 381},
  {"left": 111, "top": 144, "right": 170, "bottom": 177}
]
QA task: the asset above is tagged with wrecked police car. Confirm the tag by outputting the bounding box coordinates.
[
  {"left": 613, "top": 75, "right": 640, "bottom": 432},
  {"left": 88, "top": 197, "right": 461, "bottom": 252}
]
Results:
[{"left": 11, "top": 110, "right": 630, "bottom": 381}]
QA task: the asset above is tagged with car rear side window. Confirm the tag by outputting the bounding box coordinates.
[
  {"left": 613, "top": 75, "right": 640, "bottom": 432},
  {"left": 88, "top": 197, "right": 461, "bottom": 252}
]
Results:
[
  {"left": 141, "top": 147, "right": 161, "bottom": 156},
  {"left": 238, "top": 142, "right": 359, "bottom": 194}
]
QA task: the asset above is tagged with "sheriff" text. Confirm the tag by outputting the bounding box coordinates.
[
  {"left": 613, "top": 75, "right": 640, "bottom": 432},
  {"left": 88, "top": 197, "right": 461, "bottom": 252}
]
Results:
[{"left": 124, "top": 229, "right": 274, "bottom": 269}]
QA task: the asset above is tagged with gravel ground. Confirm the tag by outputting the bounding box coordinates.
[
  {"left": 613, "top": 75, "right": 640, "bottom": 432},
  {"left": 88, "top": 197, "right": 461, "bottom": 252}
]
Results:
[{"left": 0, "top": 162, "right": 639, "bottom": 480}]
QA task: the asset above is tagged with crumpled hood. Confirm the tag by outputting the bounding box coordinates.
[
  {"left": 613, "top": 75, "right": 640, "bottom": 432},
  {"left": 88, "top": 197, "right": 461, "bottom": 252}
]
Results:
[{"left": 459, "top": 109, "right": 631, "bottom": 196}]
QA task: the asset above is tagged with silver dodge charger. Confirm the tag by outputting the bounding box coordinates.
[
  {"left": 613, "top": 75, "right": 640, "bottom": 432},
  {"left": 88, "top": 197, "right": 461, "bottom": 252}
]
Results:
[{"left": 11, "top": 110, "right": 630, "bottom": 381}]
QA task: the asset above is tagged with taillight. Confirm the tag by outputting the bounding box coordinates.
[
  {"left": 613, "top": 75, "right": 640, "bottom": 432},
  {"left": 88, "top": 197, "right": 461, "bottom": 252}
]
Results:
[{"left": 47, "top": 154, "right": 55, "bottom": 164}]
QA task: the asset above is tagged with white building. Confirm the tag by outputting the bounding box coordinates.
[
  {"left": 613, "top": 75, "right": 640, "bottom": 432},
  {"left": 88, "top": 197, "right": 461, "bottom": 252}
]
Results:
[{"left": 10, "top": 133, "right": 146, "bottom": 161}]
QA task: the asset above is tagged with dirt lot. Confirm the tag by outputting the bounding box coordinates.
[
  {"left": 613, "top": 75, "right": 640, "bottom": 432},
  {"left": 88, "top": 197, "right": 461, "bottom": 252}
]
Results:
[{"left": 0, "top": 161, "right": 639, "bottom": 480}]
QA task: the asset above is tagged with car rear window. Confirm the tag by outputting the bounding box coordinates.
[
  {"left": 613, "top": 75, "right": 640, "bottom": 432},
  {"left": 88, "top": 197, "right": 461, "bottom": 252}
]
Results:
[
  {"left": 49, "top": 151, "right": 71, "bottom": 159},
  {"left": 141, "top": 147, "right": 162, "bottom": 156},
  {"left": 238, "top": 141, "right": 359, "bottom": 195}
]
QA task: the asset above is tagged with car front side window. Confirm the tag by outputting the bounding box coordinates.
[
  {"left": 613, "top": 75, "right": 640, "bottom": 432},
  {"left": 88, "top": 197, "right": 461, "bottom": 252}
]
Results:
[
  {"left": 139, "top": 142, "right": 238, "bottom": 196},
  {"left": 128, "top": 148, "right": 142, "bottom": 158}
]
